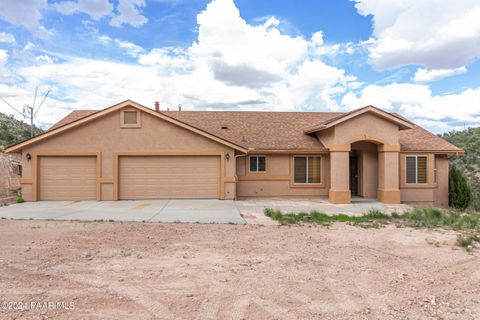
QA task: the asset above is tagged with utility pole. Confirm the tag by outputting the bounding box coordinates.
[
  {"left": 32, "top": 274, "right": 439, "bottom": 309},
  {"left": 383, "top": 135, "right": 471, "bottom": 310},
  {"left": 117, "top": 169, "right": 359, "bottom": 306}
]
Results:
[
  {"left": 0, "top": 86, "right": 49, "bottom": 137},
  {"left": 25, "top": 104, "right": 34, "bottom": 137}
]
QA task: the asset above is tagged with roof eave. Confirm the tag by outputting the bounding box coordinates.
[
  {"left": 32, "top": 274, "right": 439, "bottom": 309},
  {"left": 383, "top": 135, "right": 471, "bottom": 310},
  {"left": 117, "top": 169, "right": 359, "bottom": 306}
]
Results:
[
  {"left": 5, "top": 99, "right": 249, "bottom": 154},
  {"left": 304, "top": 106, "right": 414, "bottom": 134}
]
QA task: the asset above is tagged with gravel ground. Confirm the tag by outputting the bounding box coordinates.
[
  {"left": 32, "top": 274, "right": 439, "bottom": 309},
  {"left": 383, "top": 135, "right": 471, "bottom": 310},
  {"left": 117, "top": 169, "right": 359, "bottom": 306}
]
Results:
[{"left": 0, "top": 220, "right": 479, "bottom": 320}]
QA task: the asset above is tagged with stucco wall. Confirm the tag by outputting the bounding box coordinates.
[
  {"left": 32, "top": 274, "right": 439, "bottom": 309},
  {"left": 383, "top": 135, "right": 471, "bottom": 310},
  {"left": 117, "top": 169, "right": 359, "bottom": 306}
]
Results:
[
  {"left": 236, "top": 154, "right": 330, "bottom": 197},
  {"left": 20, "top": 108, "right": 236, "bottom": 201},
  {"left": 400, "top": 154, "right": 449, "bottom": 206},
  {"left": 434, "top": 156, "right": 449, "bottom": 207}
]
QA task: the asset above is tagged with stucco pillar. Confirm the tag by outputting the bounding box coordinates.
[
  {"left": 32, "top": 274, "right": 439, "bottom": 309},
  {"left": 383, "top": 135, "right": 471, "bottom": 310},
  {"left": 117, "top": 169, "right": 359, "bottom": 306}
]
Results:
[
  {"left": 435, "top": 156, "right": 449, "bottom": 207},
  {"left": 329, "top": 151, "right": 351, "bottom": 204},
  {"left": 377, "top": 148, "right": 401, "bottom": 204}
]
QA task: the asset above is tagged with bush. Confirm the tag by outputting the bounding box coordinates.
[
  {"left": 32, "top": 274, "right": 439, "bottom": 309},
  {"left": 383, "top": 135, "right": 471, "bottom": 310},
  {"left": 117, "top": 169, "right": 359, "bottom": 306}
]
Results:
[
  {"left": 15, "top": 196, "right": 24, "bottom": 203},
  {"left": 449, "top": 165, "right": 472, "bottom": 210}
]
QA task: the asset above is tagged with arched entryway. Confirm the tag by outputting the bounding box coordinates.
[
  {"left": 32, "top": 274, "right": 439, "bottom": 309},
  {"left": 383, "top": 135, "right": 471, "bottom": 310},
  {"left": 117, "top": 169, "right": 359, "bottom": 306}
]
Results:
[
  {"left": 350, "top": 141, "right": 379, "bottom": 199},
  {"left": 328, "top": 136, "right": 401, "bottom": 204}
]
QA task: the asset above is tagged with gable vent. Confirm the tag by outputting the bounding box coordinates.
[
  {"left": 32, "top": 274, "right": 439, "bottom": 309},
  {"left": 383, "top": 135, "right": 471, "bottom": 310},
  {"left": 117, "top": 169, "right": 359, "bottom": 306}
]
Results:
[{"left": 124, "top": 111, "right": 138, "bottom": 124}]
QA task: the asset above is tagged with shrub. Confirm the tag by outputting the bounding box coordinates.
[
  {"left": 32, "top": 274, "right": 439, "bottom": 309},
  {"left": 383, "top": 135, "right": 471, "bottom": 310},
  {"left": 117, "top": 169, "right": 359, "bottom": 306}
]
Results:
[
  {"left": 15, "top": 196, "right": 24, "bottom": 203},
  {"left": 457, "top": 233, "right": 480, "bottom": 248},
  {"left": 449, "top": 165, "right": 472, "bottom": 210}
]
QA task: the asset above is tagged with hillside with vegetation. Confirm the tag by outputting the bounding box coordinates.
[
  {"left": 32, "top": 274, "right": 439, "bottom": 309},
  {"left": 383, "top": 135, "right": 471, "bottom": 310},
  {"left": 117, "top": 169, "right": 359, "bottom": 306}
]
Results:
[
  {"left": 442, "top": 127, "right": 480, "bottom": 210},
  {"left": 0, "top": 112, "right": 43, "bottom": 150}
]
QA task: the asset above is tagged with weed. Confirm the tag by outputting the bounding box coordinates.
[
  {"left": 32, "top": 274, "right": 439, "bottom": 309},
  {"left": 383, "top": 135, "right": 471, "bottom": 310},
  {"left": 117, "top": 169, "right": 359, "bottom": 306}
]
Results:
[
  {"left": 264, "top": 208, "right": 391, "bottom": 227},
  {"left": 457, "top": 233, "right": 480, "bottom": 250},
  {"left": 264, "top": 206, "right": 480, "bottom": 251}
]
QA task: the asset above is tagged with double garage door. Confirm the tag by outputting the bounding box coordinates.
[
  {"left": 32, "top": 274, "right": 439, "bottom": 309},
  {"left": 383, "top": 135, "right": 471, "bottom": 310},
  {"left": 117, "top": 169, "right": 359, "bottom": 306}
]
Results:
[{"left": 38, "top": 155, "right": 220, "bottom": 201}]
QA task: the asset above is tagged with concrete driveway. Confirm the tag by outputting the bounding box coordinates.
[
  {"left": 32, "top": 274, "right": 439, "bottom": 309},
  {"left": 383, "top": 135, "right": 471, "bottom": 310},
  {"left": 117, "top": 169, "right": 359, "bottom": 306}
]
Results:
[{"left": 0, "top": 200, "right": 245, "bottom": 224}]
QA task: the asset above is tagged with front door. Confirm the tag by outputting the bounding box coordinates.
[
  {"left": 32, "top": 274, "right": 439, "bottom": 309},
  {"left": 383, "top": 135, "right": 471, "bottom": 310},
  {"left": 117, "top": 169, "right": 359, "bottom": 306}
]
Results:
[{"left": 349, "top": 156, "right": 358, "bottom": 196}]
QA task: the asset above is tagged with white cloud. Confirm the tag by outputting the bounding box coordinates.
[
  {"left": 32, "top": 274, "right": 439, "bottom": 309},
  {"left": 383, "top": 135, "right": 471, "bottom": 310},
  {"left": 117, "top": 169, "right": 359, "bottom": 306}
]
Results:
[
  {"left": 353, "top": 0, "right": 480, "bottom": 71},
  {"left": 0, "top": 50, "right": 8, "bottom": 77},
  {"left": 110, "top": 0, "right": 148, "bottom": 28},
  {"left": 138, "top": 0, "right": 354, "bottom": 110},
  {"left": 97, "top": 34, "right": 144, "bottom": 57},
  {"left": 342, "top": 83, "right": 480, "bottom": 132},
  {"left": 54, "top": 0, "right": 114, "bottom": 20},
  {"left": 0, "top": 0, "right": 51, "bottom": 38},
  {"left": 0, "top": 0, "right": 355, "bottom": 128},
  {"left": 114, "top": 39, "right": 144, "bottom": 57},
  {"left": 0, "top": 32, "right": 15, "bottom": 43},
  {"left": 413, "top": 67, "right": 467, "bottom": 83},
  {"left": 35, "top": 54, "right": 55, "bottom": 64}
]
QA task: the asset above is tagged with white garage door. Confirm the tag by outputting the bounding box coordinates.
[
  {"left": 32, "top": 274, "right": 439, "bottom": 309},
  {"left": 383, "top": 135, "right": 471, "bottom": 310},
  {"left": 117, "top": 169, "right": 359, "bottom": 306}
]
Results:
[
  {"left": 119, "top": 156, "right": 220, "bottom": 199},
  {"left": 39, "top": 156, "right": 97, "bottom": 201}
]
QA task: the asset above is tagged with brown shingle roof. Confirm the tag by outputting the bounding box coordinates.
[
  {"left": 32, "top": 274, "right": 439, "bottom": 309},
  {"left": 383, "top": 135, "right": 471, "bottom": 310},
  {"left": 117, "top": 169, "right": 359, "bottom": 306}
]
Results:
[
  {"left": 399, "top": 125, "right": 461, "bottom": 152},
  {"left": 49, "top": 109, "right": 461, "bottom": 152},
  {"left": 49, "top": 110, "right": 98, "bottom": 130},
  {"left": 162, "top": 111, "right": 343, "bottom": 150}
]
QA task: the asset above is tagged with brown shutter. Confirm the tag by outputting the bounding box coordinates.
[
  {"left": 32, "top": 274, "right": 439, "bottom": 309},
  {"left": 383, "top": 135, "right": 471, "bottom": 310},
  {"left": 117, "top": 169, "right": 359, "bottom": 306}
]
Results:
[
  {"left": 417, "top": 156, "right": 427, "bottom": 183},
  {"left": 307, "top": 156, "right": 321, "bottom": 183}
]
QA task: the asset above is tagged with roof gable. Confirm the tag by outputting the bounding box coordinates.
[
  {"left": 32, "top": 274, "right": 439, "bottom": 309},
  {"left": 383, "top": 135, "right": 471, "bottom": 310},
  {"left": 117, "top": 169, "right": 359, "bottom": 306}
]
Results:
[
  {"left": 5, "top": 100, "right": 248, "bottom": 153},
  {"left": 304, "top": 106, "right": 414, "bottom": 134},
  {"left": 6, "top": 101, "right": 461, "bottom": 154}
]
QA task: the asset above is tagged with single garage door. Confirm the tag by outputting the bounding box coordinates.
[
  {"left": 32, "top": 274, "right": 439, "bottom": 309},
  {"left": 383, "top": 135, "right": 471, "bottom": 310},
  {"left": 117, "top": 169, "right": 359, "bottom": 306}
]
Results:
[
  {"left": 119, "top": 156, "right": 220, "bottom": 199},
  {"left": 39, "top": 156, "right": 97, "bottom": 200}
]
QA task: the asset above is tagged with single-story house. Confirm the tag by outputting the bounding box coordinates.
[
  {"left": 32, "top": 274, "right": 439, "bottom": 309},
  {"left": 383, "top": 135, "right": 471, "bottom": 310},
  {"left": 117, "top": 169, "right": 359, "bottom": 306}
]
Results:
[{"left": 5, "top": 100, "right": 461, "bottom": 205}]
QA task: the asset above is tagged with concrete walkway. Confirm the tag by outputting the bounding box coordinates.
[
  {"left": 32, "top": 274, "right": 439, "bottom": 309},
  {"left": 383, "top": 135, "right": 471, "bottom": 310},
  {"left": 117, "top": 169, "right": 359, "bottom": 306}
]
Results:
[
  {"left": 0, "top": 200, "right": 246, "bottom": 224},
  {"left": 235, "top": 197, "right": 412, "bottom": 225}
]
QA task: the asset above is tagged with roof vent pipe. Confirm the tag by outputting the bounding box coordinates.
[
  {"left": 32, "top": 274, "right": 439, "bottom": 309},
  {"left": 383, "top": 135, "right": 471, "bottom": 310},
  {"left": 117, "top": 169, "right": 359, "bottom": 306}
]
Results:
[{"left": 154, "top": 101, "right": 160, "bottom": 112}]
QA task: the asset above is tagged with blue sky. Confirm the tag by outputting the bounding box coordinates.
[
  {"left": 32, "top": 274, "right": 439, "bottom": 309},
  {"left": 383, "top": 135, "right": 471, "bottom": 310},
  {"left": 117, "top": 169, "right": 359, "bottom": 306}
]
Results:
[{"left": 0, "top": 0, "right": 479, "bottom": 133}]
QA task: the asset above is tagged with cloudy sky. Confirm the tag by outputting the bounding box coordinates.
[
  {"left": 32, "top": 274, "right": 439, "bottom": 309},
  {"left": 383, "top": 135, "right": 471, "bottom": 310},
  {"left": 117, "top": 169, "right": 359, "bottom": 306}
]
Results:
[{"left": 0, "top": 0, "right": 479, "bottom": 133}]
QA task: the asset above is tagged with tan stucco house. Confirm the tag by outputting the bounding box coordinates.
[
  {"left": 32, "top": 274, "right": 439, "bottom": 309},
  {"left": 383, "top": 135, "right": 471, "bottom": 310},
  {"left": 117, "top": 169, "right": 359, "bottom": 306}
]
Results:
[{"left": 5, "top": 100, "right": 461, "bottom": 206}]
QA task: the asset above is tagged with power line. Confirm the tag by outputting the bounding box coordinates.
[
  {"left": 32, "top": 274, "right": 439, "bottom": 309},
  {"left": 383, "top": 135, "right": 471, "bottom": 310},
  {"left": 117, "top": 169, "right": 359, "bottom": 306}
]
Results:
[
  {"left": 0, "top": 96, "right": 24, "bottom": 117},
  {"left": 0, "top": 86, "right": 50, "bottom": 137}
]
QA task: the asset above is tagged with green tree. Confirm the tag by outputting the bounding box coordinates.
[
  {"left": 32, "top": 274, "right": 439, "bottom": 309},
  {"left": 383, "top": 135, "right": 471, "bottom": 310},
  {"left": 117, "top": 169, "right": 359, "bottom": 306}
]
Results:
[{"left": 449, "top": 165, "right": 472, "bottom": 210}]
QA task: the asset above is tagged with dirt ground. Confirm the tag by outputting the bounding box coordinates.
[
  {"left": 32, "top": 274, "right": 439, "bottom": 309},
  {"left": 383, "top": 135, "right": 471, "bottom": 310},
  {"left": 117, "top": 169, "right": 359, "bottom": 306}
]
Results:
[{"left": 0, "top": 220, "right": 479, "bottom": 320}]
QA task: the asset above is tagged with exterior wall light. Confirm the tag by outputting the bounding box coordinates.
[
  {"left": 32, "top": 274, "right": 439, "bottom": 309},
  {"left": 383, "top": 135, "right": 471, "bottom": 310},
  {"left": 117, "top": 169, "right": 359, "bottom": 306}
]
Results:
[
  {"left": 225, "top": 153, "right": 230, "bottom": 161},
  {"left": 26, "top": 153, "right": 32, "bottom": 161}
]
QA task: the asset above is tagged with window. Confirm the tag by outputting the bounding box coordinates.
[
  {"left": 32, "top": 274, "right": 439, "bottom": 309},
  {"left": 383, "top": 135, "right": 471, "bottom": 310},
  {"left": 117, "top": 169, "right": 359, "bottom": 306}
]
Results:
[
  {"left": 249, "top": 156, "right": 266, "bottom": 173},
  {"left": 406, "top": 155, "right": 427, "bottom": 184},
  {"left": 294, "top": 156, "right": 321, "bottom": 184}
]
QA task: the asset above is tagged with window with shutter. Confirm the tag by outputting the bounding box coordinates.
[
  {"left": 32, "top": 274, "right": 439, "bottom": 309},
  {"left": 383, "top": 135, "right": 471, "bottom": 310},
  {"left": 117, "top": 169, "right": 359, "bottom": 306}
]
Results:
[
  {"left": 294, "top": 156, "right": 321, "bottom": 184},
  {"left": 406, "top": 155, "right": 428, "bottom": 184},
  {"left": 417, "top": 156, "right": 427, "bottom": 183}
]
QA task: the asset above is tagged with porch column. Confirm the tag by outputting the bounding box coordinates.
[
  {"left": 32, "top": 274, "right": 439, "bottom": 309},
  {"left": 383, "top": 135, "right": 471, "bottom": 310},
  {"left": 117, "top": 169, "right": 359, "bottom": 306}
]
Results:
[
  {"left": 329, "top": 150, "right": 351, "bottom": 204},
  {"left": 377, "top": 145, "right": 401, "bottom": 204}
]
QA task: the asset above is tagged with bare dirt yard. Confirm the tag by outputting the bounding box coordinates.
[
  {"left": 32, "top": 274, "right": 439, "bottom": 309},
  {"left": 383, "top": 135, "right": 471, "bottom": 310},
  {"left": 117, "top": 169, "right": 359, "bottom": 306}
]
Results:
[{"left": 0, "top": 220, "right": 479, "bottom": 320}]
